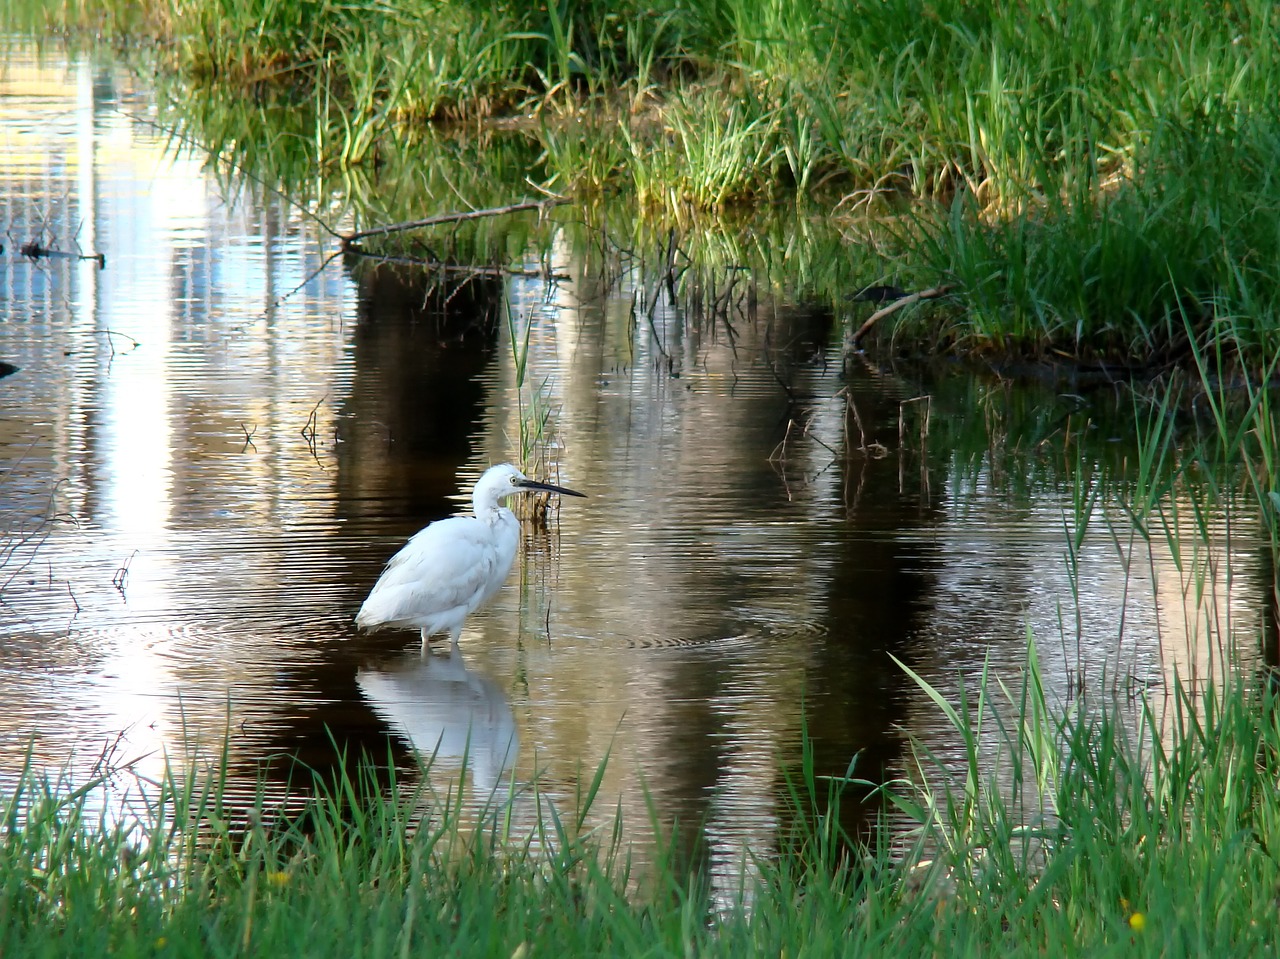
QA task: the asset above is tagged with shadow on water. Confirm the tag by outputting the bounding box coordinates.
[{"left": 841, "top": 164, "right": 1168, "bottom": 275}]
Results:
[{"left": 0, "top": 41, "right": 1277, "bottom": 884}]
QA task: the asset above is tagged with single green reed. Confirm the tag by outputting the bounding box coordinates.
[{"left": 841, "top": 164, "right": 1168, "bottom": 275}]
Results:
[{"left": 504, "top": 301, "right": 560, "bottom": 497}]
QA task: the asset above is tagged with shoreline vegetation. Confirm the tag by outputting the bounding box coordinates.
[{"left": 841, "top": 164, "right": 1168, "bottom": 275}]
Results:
[
  {"left": 9, "top": 0, "right": 1280, "bottom": 366},
  {"left": 3, "top": 665, "right": 1280, "bottom": 956}
]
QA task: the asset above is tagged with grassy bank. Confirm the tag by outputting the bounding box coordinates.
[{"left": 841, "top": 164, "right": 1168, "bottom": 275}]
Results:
[
  {"left": 9, "top": 1, "right": 1280, "bottom": 359},
  {"left": 3, "top": 660, "right": 1279, "bottom": 956}
]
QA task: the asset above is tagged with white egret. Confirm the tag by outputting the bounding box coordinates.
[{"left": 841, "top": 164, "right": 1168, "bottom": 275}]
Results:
[{"left": 356, "top": 463, "right": 585, "bottom": 650}]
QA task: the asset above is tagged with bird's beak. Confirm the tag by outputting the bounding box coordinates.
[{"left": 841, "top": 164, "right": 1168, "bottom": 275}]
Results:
[{"left": 517, "top": 477, "right": 586, "bottom": 498}]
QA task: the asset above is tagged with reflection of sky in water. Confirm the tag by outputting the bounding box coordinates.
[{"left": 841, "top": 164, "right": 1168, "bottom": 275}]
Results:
[{"left": 0, "top": 46, "right": 1270, "bottom": 884}]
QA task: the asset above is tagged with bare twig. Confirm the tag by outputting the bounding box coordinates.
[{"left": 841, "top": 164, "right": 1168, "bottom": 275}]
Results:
[
  {"left": 20, "top": 240, "right": 106, "bottom": 268},
  {"left": 762, "top": 348, "right": 797, "bottom": 403},
  {"left": 340, "top": 198, "right": 568, "bottom": 248},
  {"left": 804, "top": 420, "right": 839, "bottom": 458},
  {"left": 1, "top": 479, "right": 76, "bottom": 594},
  {"left": 850, "top": 283, "right": 957, "bottom": 349},
  {"left": 642, "top": 296, "right": 669, "bottom": 360},
  {"left": 337, "top": 249, "right": 569, "bottom": 280},
  {"left": 302, "top": 396, "right": 327, "bottom": 467},
  {"left": 269, "top": 250, "right": 344, "bottom": 308},
  {"left": 769, "top": 410, "right": 843, "bottom": 465},
  {"left": 112, "top": 550, "right": 138, "bottom": 598},
  {"left": 95, "top": 329, "right": 141, "bottom": 357},
  {"left": 898, "top": 395, "right": 933, "bottom": 448},
  {"left": 768, "top": 418, "right": 800, "bottom": 464},
  {"left": 839, "top": 388, "right": 889, "bottom": 457}
]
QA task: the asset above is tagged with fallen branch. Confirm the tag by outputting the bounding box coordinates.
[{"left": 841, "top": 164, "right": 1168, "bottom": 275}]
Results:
[
  {"left": 339, "top": 249, "right": 569, "bottom": 281},
  {"left": 850, "top": 283, "right": 956, "bottom": 348},
  {"left": 340, "top": 198, "right": 568, "bottom": 249},
  {"left": 19, "top": 241, "right": 105, "bottom": 268}
]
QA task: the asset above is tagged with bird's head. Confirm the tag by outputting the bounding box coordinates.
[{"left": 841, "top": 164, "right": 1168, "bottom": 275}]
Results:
[{"left": 472, "top": 463, "right": 586, "bottom": 514}]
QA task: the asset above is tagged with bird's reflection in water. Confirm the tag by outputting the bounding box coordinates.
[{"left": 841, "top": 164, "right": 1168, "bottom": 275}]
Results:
[{"left": 356, "top": 647, "right": 518, "bottom": 798}]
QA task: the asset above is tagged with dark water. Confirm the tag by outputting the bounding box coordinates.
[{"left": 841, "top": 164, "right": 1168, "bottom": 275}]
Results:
[{"left": 0, "top": 46, "right": 1272, "bottom": 889}]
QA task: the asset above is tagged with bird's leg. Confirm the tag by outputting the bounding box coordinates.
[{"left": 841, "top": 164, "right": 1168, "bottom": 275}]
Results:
[
  {"left": 448, "top": 626, "right": 462, "bottom": 648},
  {"left": 419, "top": 628, "right": 433, "bottom": 655}
]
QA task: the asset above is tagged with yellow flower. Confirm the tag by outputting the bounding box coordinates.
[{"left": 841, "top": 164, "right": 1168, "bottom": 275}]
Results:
[
  {"left": 267, "top": 871, "right": 290, "bottom": 888},
  {"left": 1128, "top": 912, "right": 1146, "bottom": 932}
]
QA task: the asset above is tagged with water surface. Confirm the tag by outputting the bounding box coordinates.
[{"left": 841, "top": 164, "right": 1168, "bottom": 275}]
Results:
[{"left": 0, "top": 45, "right": 1273, "bottom": 885}]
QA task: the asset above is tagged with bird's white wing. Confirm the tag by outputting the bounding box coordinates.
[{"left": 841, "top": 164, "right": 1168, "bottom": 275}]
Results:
[{"left": 357, "top": 517, "right": 507, "bottom": 629}]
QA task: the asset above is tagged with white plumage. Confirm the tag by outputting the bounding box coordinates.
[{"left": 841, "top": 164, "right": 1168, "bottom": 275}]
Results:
[
  {"left": 356, "top": 464, "right": 585, "bottom": 650},
  {"left": 356, "top": 646, "right": 517, "bottom": 792}
]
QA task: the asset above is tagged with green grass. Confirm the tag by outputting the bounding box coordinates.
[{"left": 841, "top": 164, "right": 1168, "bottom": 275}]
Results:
[
  {"left": 887, "top": 647, "right": 1280, "bottom": 956},
  {"left": 13, "top": 0, "right": 1280, "bottom": 363},
  {"left": 4, "top": 651, "right": 1280, "bottom": 956}
]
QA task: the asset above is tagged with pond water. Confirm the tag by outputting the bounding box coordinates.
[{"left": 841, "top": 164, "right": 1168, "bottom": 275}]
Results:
[{"left": 1, "top": 45, "right": 1275, "bottom": 885}]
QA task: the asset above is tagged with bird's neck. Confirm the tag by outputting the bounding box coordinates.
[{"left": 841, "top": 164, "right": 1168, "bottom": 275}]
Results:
[{"left": 476, "top": 504, "right": 512, "bottom": 526}]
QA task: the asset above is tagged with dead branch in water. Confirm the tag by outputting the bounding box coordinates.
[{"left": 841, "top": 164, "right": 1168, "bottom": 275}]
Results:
[
  {"left": 342, "top": 250, "right": 569, "bottom": 281},
  {"left": 850, "top": 283, "right": 956, "bottom": 348},
  {"left": 19, "top": 240, "right": 106, "bottom": 268},
  {"left": 339, "top": 198, "right": 569, "bottom": 249},
  {"left": 836, "top": 388, "right": 889, "bottom": 458}
]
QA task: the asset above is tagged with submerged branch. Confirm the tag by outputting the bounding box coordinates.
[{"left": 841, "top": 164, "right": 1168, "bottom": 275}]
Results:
[{"left": 339, "top": 198, "right": 568, "bottom": 248}]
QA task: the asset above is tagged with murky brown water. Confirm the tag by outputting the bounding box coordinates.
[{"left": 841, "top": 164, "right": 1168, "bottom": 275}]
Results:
[{"left": 1, "top": 46, "right": 1275, "bottom": 884}]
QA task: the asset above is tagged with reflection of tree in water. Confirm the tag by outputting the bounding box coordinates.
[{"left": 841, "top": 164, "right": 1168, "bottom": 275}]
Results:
[
  {"left": 793, "top": 379, "right": 948, "bottom": 851},
  {"left": 335, "top": 259, "right": 505, "bottom": 519},
  {"left": 553, "top": 301, "right": 946, "bottom": 877}
]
